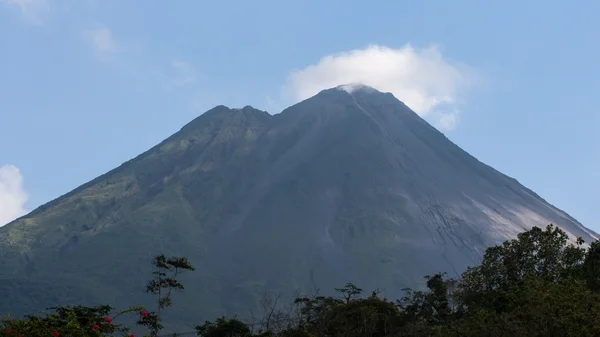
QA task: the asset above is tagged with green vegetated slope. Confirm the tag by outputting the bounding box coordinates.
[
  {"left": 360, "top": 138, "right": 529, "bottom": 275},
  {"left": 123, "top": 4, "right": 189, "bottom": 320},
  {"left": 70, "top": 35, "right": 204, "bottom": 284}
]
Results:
[{"left": 0, "top": 85, "right": 596, "bottom": 329}]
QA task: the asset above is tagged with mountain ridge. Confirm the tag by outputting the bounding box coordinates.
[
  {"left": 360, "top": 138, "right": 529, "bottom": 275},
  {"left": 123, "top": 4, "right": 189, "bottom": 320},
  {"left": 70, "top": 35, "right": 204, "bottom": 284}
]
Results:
[{"left": 0, "top": 84, "right": 596, "bottom": 328}]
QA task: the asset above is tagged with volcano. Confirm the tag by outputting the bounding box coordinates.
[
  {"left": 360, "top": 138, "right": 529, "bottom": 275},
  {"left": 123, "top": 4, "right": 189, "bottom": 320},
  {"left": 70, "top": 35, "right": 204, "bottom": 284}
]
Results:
[{"left": 0, "top": 84, "right": 595, "bottom": 328}]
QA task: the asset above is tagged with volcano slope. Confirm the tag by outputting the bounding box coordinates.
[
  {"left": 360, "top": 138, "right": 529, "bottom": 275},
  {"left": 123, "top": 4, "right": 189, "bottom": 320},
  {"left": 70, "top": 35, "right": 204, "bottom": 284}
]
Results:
[{"left": 0, "top": 85, "right": 596, "bottom": 327}]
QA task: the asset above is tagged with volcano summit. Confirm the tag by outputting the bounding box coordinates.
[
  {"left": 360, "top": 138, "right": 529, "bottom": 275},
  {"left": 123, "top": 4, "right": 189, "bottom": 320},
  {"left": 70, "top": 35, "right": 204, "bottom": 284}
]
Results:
[{"left": 0, "top": 85, "right": 595, "bottom": 326}]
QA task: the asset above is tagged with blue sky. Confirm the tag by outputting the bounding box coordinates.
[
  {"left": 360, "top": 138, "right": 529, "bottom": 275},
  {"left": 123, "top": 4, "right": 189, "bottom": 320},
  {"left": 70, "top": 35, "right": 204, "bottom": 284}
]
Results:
[{"left": 0, "top": 0, "right": 598, "bottom": 232}]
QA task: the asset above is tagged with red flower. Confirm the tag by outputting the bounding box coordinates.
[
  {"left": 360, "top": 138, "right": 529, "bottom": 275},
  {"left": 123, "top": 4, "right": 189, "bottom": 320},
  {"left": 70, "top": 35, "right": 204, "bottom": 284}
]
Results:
[
  {"left": 140, "top": 310, "right": 148, "bottom": 318},
  {"left": 92, "top": 324, "right": 99, "bottom": 331},
  {"left": 104, "top": 317, "right": 112, "bottom": 323},
  {"left": 129, "top": 334, "right": 135, "bottom": 337},
  {"left": 52, "top": 331, "right": 60, "bottom": 337},
  {"left": 5, "top": 330, "right": 11, "bottom": 334}
]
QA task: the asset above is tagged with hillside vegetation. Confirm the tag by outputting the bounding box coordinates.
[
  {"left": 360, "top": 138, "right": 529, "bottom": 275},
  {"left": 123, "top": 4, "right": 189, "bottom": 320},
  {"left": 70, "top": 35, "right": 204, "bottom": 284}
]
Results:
[
  {"left": 3, "top": 224, "right": 600, "bottom": 336},
  {"left": 2, "top": 88, "right": 596, "bottom": 325}
]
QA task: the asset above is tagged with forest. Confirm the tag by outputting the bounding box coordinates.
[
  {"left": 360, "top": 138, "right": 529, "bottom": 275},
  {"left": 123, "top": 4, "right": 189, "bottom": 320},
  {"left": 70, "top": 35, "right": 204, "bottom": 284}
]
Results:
[{"left": 2, "top": 224, "right": 600, "bottom": 337}]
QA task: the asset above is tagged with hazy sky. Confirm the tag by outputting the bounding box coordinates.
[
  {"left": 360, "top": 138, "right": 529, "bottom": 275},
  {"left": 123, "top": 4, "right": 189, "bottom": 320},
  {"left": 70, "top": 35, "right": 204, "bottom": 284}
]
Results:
[{"left": 1, "top": 0, "right": 598, "bottom": 231}]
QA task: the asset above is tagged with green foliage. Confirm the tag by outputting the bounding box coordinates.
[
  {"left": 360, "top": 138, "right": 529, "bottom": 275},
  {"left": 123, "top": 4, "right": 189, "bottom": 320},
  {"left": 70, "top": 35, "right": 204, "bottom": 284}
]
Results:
[
  {"left": 144, "top": 254, "right": 194, "bottom": 336},
  {"left": 333, "top": 283, "right": 363, "bottom": 303},
  {"left": 397, "top": 273, "right": 455, "bottom": 326},
  {"left": 146, "top": 255, "right": 195, "bottom": 314},
  {"left": 458, "top": 224, "right": 587, "bottom": 312},
  {"left": 0, "top": 305, "right": 144, "bottom": 337},
  {"left": 0, "top": 254, "right": 190, "bottom": 337},
  {"left": 196, "top": 317, "right": 254, "bottom": 337},
  {"left": 582, "top": 240, "right": 600, "bottom": 291},
  {"left": 5, "top": 224, "right": 600, "bottom": 336},
  {"left": 194, "top": 224, "right": 600, "bottom": 336}
]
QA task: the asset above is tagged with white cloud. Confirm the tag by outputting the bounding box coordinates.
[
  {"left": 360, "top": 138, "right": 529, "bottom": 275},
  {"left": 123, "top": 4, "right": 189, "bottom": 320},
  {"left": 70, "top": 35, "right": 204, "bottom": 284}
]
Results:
[
  {"left": 83, "top": 27, "right": 119, "bottom": 54},
  {"left": 0, "top": 165, "right": 27, "bottom": 226},
  {"left": 2, "top": 0, "right": 49, "bottom": 24},
  {"left": 283, "top": 44, "right": 477, "bottom": 130},
  {"left": 169, "top": 59, "right": 196, "bottom": 87}
]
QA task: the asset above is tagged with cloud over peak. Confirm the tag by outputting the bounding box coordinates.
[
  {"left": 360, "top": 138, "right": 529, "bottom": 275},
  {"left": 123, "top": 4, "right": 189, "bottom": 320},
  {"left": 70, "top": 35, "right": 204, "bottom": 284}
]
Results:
[
  {"left": 284, "top": 44, "right": 477, "bottom": 130},
  {"left": 0, "top": 165, "right": 27, "bottom": 226}
]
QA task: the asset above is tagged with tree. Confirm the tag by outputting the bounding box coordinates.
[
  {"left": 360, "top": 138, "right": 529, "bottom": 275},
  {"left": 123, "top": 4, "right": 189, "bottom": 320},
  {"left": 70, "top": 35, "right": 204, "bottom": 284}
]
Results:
[
  {"left": 458, "top": 224, "right": 586, "bottom": 312},
  {"left": 0, "top": 305, "right": 146, "bottom": 337},
  {"left": 0, "top": 253, "right": 194, "bottom": 337},
  {"left": 145, "top": 255, "right": 195, "bottom": 313},
  {"left": 398, "top": 273, "right": 454, "bottom": 325},
  {"left": 196, "top": 316, "right": 254, "bottom": 337},
  {"left": 144, "top": 254, "right": 195, "bottom": 336},
  {"left": 582, "top": 240, "right": 600, "bottom": 291},
  {"left": 334, "top": 283, "right": 363, "bottom": 304},
  {"left": 5, "top": 224, "right": 600, "bottom": 336}
]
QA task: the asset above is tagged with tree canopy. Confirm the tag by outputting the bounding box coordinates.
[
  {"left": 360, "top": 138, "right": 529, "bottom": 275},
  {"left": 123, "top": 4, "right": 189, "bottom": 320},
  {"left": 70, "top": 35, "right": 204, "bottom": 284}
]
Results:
[{"left": 3, "top": 224, "right": 600, "bottom": 336}]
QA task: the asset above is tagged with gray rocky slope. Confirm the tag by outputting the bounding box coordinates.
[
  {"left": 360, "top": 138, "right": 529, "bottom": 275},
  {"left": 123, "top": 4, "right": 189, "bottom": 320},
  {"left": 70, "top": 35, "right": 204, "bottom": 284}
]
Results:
[{"left": 0, "top": 84, "right": 596, "bottom": 326}]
